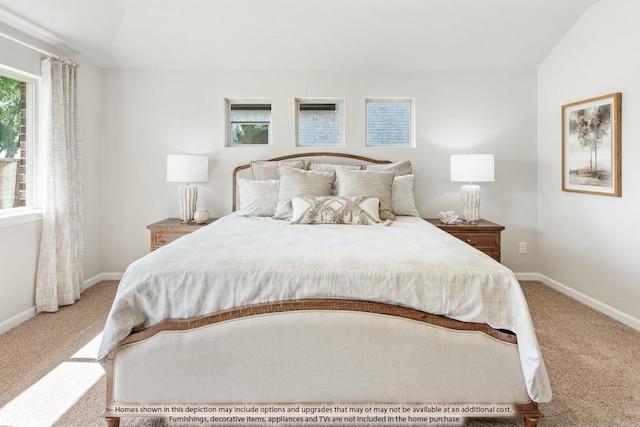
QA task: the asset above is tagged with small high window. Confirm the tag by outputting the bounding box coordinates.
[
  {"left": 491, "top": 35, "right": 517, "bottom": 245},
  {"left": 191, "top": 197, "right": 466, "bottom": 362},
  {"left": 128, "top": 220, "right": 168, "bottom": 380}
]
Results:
[
  {"left": 296, "top": 99, "right": 343, "bottom": 146},
  {"left": 226, "top": 100, "right": 272, "bottom": 146},
  {"left": 366, "top": 98, "right": 414, "bottom": 147}
]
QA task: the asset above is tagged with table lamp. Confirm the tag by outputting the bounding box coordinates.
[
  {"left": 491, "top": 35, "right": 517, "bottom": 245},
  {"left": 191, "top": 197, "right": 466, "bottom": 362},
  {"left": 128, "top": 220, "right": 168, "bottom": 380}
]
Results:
[
  {"left": 450, "top": 154, "right": 494, "bottom": 224},
  {"left": 166, "top": 154, "right": 209, "bottom": 222}
]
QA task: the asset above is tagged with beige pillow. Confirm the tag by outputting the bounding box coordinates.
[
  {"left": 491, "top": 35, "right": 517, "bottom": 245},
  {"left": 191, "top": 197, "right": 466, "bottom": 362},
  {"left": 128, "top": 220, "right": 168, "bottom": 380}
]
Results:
[
  {"left": 308, "top": 163, "right": 365, "bottom": 195},
  {"left": 365, "top": 160, "right": 412, "bottom": 177},
  {"left": 308, "top": 162, "right": 363, "bottom": 173},
  {"left": 291, "top": 196, "right": 381, "bottom": 225},
  {"left": 335, "top": 169, "right": 396, "bottom": 221},
  {"left": 274, "top": 166, "right": 336, "bottom": 219},
  {"left": 391, "top": 174, "right": 420, "bottom": 216},
  {"left": 250, "top": 160, "right": 308, "bottom": 180}
]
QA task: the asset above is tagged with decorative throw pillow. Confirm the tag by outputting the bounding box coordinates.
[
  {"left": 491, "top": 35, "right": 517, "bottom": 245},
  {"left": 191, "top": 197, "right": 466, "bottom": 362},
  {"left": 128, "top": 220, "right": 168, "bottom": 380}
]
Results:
[
  {"left": 291, "top": 196, "right": 381, "bottom": 225},
  {"left": 308, "top": 162, "right": 363, "bottom": 173},
  {"left": 365, "top": 160, "right": 412, "bottom": 177},
  {"left": 250, "top": 160, "right": 308, "bottom": 181},
  {"left": 391, "top": 174, "right": 420, "bottom": 216},
  {"left": 309, "top": 163, "right": 365, "bottom": 195},
  {"left": 237, "top": 178, "right": 279, "bottom": 217},
  {"left": 335, "top": 169, "right": 396, "bottom": 221},
  {"left": 273, "top": 166, "right": 336, "bottom": 219}
]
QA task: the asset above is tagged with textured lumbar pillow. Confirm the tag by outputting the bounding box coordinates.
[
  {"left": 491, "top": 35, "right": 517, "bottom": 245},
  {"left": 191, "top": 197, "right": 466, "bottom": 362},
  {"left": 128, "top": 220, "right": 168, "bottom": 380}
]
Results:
[{"left": 290, "top": 196, "right": 381, "bottom": 225}]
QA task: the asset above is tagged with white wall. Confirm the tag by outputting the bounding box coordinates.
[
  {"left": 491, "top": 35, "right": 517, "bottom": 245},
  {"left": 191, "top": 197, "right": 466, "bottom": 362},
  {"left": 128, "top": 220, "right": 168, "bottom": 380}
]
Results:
[
  {"left": 0, "top": 220, "right": 41, "bottom": 331},
  {"left": 101, "top": 68, "right": 539, "bottom": 273},
  {"left": 79, "top": 62, "right": 104, "bottom": 281},
  {"left": 538, "top": 0, "right": 640, "bottom": 327}
]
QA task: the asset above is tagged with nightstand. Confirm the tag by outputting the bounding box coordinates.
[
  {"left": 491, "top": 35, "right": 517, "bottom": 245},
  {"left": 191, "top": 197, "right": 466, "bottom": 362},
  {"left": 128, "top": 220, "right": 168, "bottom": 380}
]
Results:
[
  {"left": 424, "top": 218, "right": 505, "bottom": 262},
  {"left": 146, "top": 218, "right": 216, "bottom": 251}
]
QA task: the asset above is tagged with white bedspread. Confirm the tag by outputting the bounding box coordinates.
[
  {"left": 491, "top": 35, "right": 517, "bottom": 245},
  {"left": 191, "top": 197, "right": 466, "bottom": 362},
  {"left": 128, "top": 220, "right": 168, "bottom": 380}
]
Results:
[{"left": 98, "top": 214, "right": 551, "bottom": 402}]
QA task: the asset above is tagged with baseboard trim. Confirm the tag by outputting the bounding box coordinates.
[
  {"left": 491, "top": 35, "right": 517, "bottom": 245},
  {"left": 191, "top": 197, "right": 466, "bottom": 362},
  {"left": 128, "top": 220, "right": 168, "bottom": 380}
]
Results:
[
  {"left": 0, "top": 273, "right": 124, "bottom": 335},
  {"left": 514, "top": 273, "right": 541, "bottom": 281},
  {"left": 0, "top": 306, "right": 37, "bottom": 335},
  {"left": 537, "top": 273, "right": 640, "bottom": 332},
  {"left": 81, "top": 272, "right": 123, "bottom": 291}
]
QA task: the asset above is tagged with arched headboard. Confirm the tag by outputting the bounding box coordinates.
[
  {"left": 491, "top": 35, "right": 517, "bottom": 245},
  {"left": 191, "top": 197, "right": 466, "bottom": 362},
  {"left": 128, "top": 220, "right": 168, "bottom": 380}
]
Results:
[{"left": 232, "top": 152, "right": 391, "bottom": 211}]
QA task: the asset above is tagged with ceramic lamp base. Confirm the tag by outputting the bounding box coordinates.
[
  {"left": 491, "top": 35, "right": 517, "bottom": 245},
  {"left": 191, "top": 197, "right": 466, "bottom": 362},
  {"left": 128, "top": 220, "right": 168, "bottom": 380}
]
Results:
[
  {"left": 460, "top": 184, "right": 481, "bottom": 224},
  {"left": 179, "top": 183, "right": 198, "bottom": 223}
]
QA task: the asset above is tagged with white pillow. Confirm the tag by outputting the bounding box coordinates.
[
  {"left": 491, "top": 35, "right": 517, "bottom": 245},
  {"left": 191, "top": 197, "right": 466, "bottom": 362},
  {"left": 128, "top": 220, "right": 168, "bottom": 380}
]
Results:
[
  {"left": 335, "top": 169, "right": 396, "bottom": 221},
  {"left": 274, "top": 167, "right": 336, "bottom": 220},
  {"left": 291, "top": 196, "right": 381, "bottom": 225},
  {"left": 237, "top": 178, "right": 279, "bottom": 217},
  {"left": 391, "top": 174, "right": 420, "bottom": 216}
]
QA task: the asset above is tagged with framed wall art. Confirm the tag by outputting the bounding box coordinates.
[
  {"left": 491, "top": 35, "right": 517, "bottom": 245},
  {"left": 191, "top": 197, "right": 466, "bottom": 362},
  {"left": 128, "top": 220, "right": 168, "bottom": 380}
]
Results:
[{"left": 562, "top": 92, "right": 622, "bottom": 196}]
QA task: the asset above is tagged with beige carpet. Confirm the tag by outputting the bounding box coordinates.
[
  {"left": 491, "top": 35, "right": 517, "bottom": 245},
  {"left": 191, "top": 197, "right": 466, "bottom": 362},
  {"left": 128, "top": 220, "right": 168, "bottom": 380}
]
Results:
[{"left": 0, "top": 281, "right": 639, "bottom": 426}]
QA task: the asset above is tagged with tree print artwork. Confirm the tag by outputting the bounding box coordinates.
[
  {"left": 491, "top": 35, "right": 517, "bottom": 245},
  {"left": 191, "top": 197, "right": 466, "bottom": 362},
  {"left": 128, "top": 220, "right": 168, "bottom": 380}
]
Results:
[
  {"left": 562, "top": 93, "right": 621, "bottom": 197},
  {"left": 567, "top": 104, "right": 612, "bottom": 186}
]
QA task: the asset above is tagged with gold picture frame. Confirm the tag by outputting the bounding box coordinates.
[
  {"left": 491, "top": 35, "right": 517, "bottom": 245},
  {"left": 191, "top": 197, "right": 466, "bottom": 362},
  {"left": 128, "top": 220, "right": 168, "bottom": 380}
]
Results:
[{"left": 562, "top": 92, "right": 622, "bottom": 196}]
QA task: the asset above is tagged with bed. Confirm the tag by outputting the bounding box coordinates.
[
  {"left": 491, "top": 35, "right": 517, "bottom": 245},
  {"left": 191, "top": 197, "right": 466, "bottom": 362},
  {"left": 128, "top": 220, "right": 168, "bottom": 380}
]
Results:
[{"left": 99, "top": 152, "right": 551, "bottom": 426}]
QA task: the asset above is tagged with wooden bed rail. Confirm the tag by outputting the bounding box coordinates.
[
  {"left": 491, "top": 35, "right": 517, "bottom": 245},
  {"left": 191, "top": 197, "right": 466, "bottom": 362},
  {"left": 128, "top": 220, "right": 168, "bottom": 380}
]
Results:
[{"left": 115, "top": 298, "right": 518, "bottom": 348}]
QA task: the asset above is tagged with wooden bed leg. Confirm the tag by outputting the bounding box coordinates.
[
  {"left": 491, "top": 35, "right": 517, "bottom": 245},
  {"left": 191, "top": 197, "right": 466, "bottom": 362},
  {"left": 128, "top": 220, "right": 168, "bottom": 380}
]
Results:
[
  {"left": 105, "top": 417, "right": 120, "bottom": 427},
  {"left": 524, "top": 416, "right": 539, "bottom": 427}
]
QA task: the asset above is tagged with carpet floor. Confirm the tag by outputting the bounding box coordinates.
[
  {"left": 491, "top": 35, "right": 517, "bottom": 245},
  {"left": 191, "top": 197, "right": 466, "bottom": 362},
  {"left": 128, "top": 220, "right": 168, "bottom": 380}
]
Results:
[{"left": 0, "top": 281, "right": 639, "bottom": 426}]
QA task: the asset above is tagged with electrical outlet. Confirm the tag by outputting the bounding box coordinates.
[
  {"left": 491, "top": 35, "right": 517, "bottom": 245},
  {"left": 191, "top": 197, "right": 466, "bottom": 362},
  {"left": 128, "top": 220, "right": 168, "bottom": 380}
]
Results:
[{"left": 519, "top": 242, "right": 527, "bottom": 254}]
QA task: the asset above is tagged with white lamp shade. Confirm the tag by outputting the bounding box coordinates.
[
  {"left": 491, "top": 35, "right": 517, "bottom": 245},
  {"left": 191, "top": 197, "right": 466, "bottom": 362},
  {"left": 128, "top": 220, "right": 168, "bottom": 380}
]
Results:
[
  {"left": 450, "top": 154, "right": 494, "bottom": 183},
  {"left": 166, "top": 155, "right": 209, "bottom": 183}
]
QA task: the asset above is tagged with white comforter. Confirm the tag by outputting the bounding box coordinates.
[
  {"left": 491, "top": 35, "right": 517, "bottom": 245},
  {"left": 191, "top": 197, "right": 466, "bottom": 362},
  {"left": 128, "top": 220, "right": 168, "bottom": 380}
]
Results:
[{"left": 98, "top": 214, "right": 551, "bottom": 402}]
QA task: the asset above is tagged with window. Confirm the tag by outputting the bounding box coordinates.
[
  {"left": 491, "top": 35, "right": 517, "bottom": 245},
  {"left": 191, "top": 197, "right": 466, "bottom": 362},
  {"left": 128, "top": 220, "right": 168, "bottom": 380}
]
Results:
[
  {"left": 366, "top": 98, "right": 414, "bottom": 147},
  {"left": 0, "top": 70, "right": 35, "bottom": 211},
  {"left": 226, "top": 100, "right": 272, "bottom": 146},
  {"left": 296, "top": 99, "right": 343, "bottom": 146}
]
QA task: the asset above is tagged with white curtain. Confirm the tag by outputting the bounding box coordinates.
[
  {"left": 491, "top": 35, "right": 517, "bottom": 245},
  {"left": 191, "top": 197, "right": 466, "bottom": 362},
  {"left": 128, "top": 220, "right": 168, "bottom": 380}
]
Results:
[{"left": 35, "top": 57, "right": 83, "bottom": 312}]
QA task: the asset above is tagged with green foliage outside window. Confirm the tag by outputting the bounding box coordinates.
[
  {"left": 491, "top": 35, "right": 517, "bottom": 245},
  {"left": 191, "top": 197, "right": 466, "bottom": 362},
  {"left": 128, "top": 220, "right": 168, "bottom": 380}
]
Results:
[{"left": 0, "top": 75, "right": 22, "bottom": 158}]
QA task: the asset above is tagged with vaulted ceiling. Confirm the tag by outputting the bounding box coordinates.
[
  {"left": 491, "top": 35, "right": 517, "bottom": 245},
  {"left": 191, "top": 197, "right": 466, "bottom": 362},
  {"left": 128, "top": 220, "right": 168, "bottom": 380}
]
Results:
[{"left": 0, "top": 0, "right": 599, "bottom": 69}]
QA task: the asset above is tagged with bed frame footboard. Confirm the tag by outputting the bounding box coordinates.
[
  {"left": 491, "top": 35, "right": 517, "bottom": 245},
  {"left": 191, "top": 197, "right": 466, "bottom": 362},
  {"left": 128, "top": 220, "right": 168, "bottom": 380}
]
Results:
[{"left": 104, "top": 299, "right": 540, "bottom": 426}]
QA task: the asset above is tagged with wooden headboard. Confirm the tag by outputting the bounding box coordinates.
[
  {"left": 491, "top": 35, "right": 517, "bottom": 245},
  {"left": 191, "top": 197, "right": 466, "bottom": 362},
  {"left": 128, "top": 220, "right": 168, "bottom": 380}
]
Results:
[{"left": 232, "top": 152, "right": 391, "bottom": 211}]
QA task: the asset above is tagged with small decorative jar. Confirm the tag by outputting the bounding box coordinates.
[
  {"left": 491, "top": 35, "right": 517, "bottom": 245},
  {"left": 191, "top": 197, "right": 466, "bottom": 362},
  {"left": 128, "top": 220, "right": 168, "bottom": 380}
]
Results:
[
  {"left": 438, "top": 210, "right": 459, "bottom": 224},
  {"left": 193, "top": 209, "right": 210, "bottom": 224}
]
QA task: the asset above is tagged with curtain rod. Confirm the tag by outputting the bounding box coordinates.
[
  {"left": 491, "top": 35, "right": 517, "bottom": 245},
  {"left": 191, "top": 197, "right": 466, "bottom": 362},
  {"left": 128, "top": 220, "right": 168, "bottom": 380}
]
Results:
[
  {"left": 0, "top": 30, "right": 52, "bottom": 57},
  {"left": 0, "top": 6, "right": 78, "bottom": 58},
  {"left": 0, "top": 30, "right": 79, "bottom": 67}
]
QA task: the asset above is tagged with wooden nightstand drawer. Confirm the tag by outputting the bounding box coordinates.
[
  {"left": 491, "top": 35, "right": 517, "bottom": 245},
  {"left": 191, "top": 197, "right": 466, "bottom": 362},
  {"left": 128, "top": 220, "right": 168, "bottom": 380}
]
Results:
[
  {"left": 423, "top": 218, "right": 505, "bottom": 263},
  {"left": 449, "top": 232, "right": 499, "bottom": 250},
  {"left": 147, "top": 218, "right": 217, "bottom": 251},
  {"left": 152, "top": 232, "right": 185, "bottom": 249}
]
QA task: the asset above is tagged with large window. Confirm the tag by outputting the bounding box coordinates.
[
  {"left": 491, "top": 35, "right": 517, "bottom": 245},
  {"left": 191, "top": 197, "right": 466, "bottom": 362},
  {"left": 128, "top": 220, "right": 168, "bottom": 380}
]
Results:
[
  {"left": 296, "top": 99, "right": 343, "bottom": 146},
  {"left": 366, "top": 98, "right": 414, "bottom": 147},
  {"left": 226, "top": 100, "right": 272, "bottom": 146},
  {"left": 0, "top": 70, "right": 34, "bottom": 211}
]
